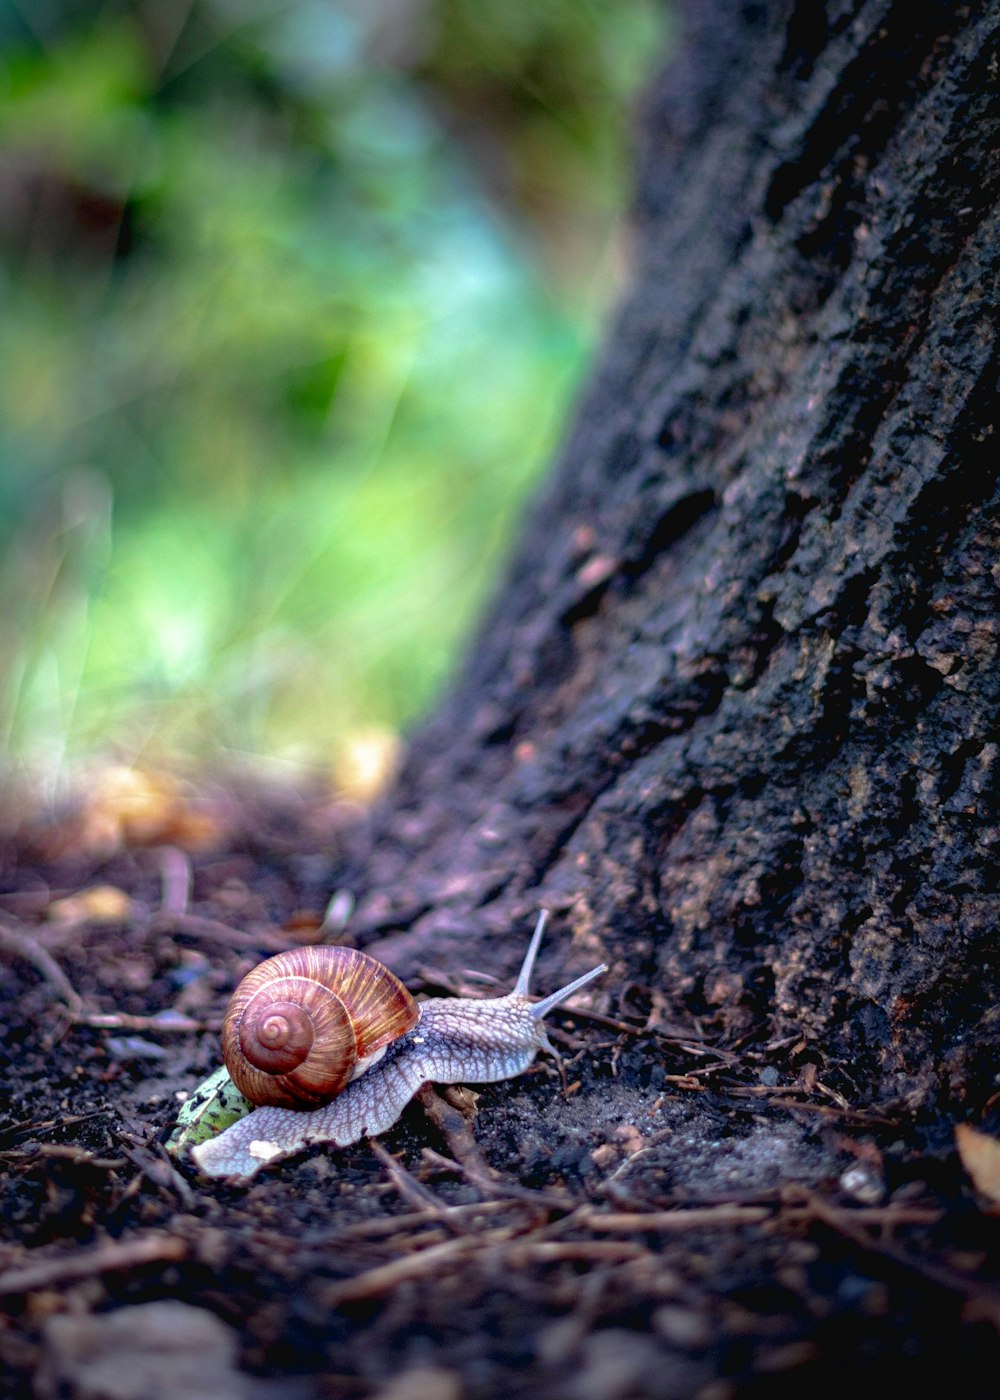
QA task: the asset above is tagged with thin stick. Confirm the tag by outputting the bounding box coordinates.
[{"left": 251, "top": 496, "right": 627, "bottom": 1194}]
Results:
[
  {"left": 75, "top": 1011, "right": 219, "bottom": 1033},
  {"left": 158, "top": 845, "right": 193, "bottom": 917},
  {"left": 333, "top": 1199, "right": 519, "bottom": 1240},
  {"left": 0, "top": 1235, "right": 186, "bottom": 1297},
  {"left": 149, "top": 912, "right": 300, "bottom": 951},
  {"left": 501, "top": 1241, "right": 647, "bottom": 1265},
  {"left": 321, "top": 1227, "right": 519, "bottom": 1305},
  {"left": 0, "top": 923, "right": 82, "bottom": 1015},
  {"left": 783, "top": 1186, "right": 1000, "bottom": 1302},
  {"left": 0, "top": 919, "right": 219, "bottom": 1031},
  {"left": 0, "top": 1143, "right": 125, "bottom": 1170},
  {"left": 368, "top": 1138, "right": 447, "bottom": 1217},
  {"left": 417, "top": 1086, "right": 573, "bottom": 1208},
  {"left": 417, "top": 1086, "right": 500, "bottom": 1185},
  {"left": 577, "top": 1206, "right": 772, "bottom": 1232},
  {"left": 0, "top": 1110, "right": 111, "bottom": 1149}
]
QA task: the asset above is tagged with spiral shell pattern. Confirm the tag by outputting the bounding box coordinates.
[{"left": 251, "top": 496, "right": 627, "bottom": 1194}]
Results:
[{"left": 221, "top": 946, "right": 420, "bottom": 1109}]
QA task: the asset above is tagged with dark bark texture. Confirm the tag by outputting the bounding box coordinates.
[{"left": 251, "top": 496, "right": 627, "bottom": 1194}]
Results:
[{"left": 345, "top": 0, "right": 1000, "bottom": 1129}]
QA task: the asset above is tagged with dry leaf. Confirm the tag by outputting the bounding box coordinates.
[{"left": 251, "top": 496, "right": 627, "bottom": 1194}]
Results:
[{"left": 955, "top": 1122, "right": 1000, "bottom": 1207}]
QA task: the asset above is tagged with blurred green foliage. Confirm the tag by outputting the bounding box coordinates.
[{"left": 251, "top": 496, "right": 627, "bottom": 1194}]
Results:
[{"left": 0, "top": 0, "right": 668, "bottom": 790}]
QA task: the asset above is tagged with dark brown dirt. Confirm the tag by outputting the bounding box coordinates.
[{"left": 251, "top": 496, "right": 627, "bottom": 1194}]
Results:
[{"left": 2, "top": 785, "right": 999, "bottom": 1400}]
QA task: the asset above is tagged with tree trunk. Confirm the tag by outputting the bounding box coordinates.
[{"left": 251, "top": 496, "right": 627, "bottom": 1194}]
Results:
[{"left": 344, "top": 0, "right": 1000, "bottom": 1131}]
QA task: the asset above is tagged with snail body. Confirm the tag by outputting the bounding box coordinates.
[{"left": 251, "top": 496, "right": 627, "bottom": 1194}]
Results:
[{"left": 191, "top": 912, "right": 606, "bottom": 1180}]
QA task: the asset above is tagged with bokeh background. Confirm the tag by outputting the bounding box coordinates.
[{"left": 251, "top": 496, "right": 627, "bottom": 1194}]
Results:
[{"left": 0, "top": 0, "right": 669, "bottom": 802}]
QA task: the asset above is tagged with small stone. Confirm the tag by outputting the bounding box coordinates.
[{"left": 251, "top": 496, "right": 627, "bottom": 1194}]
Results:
[
  {"left": 612, "top": 1122, "right": 645, "bottom": 1154},
  {"left": 36, "top": 1301, "right": 243, "bottom": 1400},
  {"left": 839, "top": 1163, "right": 884, "bottom": 1204},
  {"left": 653, "top": 1305, "right": 712, "bottom": 1350},
  {"left": 570, "top": 1330, "right": 665, "bottom": 1400}
]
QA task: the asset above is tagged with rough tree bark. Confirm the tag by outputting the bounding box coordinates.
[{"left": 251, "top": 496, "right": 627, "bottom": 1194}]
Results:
[{"left": 342, "top": 0, "right": 1000, "bottom": 1132}]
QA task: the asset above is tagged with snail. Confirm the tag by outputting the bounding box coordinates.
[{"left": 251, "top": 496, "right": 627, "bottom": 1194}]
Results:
[{"left": 190, "top": 911, "right": 606, "bottom": 1180}]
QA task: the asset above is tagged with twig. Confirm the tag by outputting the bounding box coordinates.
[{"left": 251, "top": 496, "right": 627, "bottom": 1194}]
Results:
[
  {"left": 577, "top": 1205, "right": 772, "bottom": 1232},
  {"left": 554, "top": 1005, "right": 733, "bottom": 1060},
  {"left": 368, "top": 1138, "right": 448, "bottom": 1218},
  {"left": 416, "top": 1086, "right": 500, "bottom": 1187},
  {"left": 322, "top": 1223, "right": 653, "bottom": 1306},
  {"left": 0, "top": 919, "right": 216, "bottom": 1031},
  {"left": 783, "top": 1187, "right": 1000, "bottom": 1304},
  {"left": 158, "top": 845, "right": 192, "bottom": 917},
  {"left": 75, "top": 1010, "right": 219, "bottom": 1033},
  {"left": 121, "top": 1144, "right": 198, "bottom": 1210},
  {"left": 148, "top": 911, "right": 300, "bottom": 951},
  {"left": 32, "top": 906, "right": 300, "bottom": 954},
  {"left": 0, "top": 1143, "right": 126, "bottom": 1170},
  {"left": 0, "top": 1235, "right": 186, "bottom": 1297},
  {"left": 322, "top": 1226, "right": 516, "bottom": 1305},
  {"left": 417, "top": 1086, "right": 573, "bottom": 1207},
  {"left": 0, "top": 1110, "right": 112, "bottom": 1149},
  {"left": 500, "top": 1241, "right": 647, "bottom": 1265},
  {"left": 0, "top": 922, "right": 83, "bottom": 1015},
  {"left": 332, "top": 1199, "right": 520, "bottom": 1240},
  {"left": 721, "top": 1088, "right": 896, "bottom": 1123},
  {"left": 814, "top": 1080, "right": 853, "bottom": 1111}
]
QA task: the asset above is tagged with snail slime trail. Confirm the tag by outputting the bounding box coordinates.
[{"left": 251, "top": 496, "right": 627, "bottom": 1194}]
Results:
[{"left": 187, "top": 912, "right": 607, "bottom": 1181}]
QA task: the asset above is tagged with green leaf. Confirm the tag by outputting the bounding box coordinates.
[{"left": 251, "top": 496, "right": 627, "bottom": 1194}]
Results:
[{"left": 165, "top": 1065, "right": 254, "bottom": 1156}]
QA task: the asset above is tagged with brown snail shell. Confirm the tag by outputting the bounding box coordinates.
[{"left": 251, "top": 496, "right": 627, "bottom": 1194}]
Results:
[{"left": 221, "top": 946, "right": 420, "bottom": 1109}]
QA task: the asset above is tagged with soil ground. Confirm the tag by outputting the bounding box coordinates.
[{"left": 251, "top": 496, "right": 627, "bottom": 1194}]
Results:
[{"left": 2, "top": 780, "right": 999, "bottom": 1399}]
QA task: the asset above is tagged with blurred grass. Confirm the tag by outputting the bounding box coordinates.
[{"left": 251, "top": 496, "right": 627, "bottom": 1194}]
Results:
[{"left": 0, "top": 0, "right": 669, "bottom": 796}]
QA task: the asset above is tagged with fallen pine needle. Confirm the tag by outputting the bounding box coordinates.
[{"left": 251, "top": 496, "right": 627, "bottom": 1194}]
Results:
[
  {"left": 580, "top": 1206, "right": 772, "bottom": 1231},
  {"left": 322, "top": 1227, "right": 514, "bottom": 1305},
  {"left": 0, "top": 1234, "right": 186, "bottom": 1297}
]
